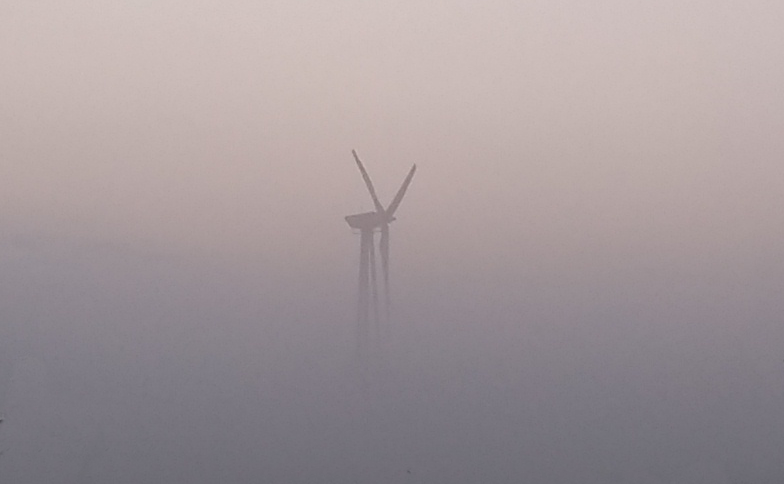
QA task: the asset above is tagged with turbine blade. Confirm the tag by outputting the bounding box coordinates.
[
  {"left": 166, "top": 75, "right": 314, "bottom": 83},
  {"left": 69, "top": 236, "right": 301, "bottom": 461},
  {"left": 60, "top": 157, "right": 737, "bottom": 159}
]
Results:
[
  {"left": 352, "top": 150, "right": 385, "bottom": 214},
  {"left": 386, "top": 164, "right": 417, "bottom": 217},
  {"left": 380, "top": 223, "right": 390, "bottom": 323}
]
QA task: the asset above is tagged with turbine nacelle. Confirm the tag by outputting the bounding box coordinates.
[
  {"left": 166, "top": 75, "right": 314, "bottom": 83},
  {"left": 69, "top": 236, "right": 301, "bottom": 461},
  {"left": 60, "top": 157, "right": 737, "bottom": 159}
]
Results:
[{"left": 344, "top": 212, "right": 396, "bottom": 230}]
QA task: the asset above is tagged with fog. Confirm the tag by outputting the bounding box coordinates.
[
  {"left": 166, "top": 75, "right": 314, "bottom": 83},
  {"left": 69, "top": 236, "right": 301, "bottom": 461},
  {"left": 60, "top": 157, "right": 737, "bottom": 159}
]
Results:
[{"left": 2, "top": 1, "right": 784, "bottom": 482}]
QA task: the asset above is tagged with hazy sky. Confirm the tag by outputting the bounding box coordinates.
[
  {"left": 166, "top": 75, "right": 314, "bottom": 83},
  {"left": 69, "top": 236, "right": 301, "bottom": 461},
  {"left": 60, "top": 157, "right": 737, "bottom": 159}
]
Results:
[{"left": 2, "top": 1, "right": 783, "bottom": 482}]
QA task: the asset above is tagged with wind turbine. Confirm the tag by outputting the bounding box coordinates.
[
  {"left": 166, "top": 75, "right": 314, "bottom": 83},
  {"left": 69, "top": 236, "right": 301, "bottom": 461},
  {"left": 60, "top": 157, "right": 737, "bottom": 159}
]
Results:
[{"left": 345, "top": 150, "right": 416, "bottom": 358}]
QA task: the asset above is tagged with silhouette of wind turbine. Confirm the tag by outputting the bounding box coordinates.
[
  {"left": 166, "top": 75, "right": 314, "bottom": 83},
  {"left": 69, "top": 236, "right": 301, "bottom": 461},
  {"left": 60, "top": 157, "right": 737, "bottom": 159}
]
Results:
[{"left": 345, "top": 150, "right": 416, "bottom": 358}]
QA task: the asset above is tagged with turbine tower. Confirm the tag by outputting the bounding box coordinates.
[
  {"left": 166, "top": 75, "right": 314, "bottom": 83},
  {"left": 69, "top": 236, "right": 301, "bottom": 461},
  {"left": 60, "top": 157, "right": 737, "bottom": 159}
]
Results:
[{"left": 345, "top": 150, "right": 416, "bottom": 359}]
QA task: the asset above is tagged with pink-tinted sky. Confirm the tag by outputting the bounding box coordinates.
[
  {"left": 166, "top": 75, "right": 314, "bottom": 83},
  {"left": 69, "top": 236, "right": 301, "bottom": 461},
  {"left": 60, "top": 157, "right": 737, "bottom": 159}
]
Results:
[{"left": 3, "top": 1, "right": 782, "bottom": 273}]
